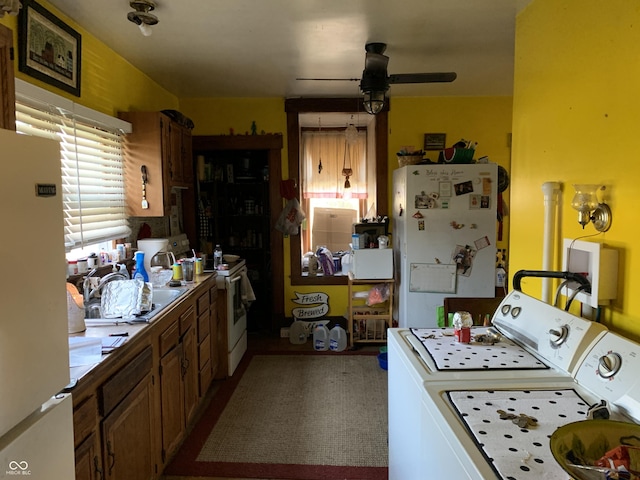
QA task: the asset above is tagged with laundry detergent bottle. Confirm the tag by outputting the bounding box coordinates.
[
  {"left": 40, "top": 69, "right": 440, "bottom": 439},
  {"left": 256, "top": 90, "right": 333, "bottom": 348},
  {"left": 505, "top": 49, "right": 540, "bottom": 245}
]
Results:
[{"left": 313, "top": 324, "right": 330, "bottom": 351}]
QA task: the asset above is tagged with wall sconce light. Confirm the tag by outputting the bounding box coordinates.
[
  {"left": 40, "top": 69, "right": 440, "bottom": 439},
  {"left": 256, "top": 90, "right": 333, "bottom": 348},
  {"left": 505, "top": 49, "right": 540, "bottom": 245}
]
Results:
[
  {"left": 127, "top": 0, "right": 158, "bottom": 37},
  {"left": 570, "top": 184, "right": 612, "bottom": 232}
]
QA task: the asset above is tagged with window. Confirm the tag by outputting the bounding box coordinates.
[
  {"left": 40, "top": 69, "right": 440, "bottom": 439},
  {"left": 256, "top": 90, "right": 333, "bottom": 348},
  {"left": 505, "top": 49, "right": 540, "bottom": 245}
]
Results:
[
  {"left": 300, "top": 127, "right": 370, "bottom": 259},
  {"left": 14, "top": 80, "right": 132, "bottom": 252},
  {"left": 285, "top": 98, "right": 389, "bottom": 285}
]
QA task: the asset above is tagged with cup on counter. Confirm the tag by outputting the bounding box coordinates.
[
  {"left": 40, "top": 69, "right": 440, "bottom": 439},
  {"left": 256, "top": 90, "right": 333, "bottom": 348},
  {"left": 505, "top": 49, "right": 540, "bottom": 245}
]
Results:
[{"left": 182, "top": 260, "right": 194, "bottom": 283}]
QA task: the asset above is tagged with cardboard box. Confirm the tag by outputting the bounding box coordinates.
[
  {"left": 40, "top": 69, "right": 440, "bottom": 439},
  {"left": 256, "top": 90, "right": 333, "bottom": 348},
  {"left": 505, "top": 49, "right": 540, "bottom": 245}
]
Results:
[{"left": 351, "top": 248, "right": 393, "bottom": 279}]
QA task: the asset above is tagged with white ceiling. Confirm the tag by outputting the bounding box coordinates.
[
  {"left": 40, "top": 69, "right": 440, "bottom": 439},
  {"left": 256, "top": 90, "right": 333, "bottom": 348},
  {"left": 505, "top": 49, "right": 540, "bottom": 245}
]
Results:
[{"left": 46, "top": 0, "right": 532, "bottom": 100}]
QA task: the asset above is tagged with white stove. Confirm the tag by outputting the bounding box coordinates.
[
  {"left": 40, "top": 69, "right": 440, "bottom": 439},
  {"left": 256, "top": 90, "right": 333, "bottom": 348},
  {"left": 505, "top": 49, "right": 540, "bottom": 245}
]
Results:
[{"left": 389, "top": 290, "right": 640, "bottom": 480}]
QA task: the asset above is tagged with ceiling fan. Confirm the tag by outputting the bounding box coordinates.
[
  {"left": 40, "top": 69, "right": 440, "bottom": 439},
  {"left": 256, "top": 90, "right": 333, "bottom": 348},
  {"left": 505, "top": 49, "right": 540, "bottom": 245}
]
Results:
[{"left": 297, "top": 42, "right": 457, "bottom": 114}]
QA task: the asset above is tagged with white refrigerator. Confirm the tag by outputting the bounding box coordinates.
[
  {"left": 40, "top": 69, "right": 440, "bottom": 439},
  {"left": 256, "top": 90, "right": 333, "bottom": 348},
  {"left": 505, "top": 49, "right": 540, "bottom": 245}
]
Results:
[
  {"left": 0, "top": 129, "right": 76, "bottom": 478},
  {"left": 392, "top": 163, "right": 498, "bottom": 328}
]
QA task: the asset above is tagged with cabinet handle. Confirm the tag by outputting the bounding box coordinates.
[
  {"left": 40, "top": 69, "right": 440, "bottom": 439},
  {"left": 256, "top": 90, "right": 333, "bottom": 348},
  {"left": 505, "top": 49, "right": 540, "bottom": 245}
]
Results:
[
  {"left": 94, "top": 455, "right": 103, "bottom": 480},
  {"left": 106, "top": 440, "right": 115, "bottom": 475},
  {"left": 181, "top": 356, "right": 190, "bottom": 377}
]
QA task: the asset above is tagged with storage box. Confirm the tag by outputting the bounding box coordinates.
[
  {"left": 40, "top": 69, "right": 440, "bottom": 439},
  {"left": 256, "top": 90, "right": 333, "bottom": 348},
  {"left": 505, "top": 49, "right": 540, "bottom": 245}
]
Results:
[{"left": 351, "top": 249, "right": 393, "bottom": 279}]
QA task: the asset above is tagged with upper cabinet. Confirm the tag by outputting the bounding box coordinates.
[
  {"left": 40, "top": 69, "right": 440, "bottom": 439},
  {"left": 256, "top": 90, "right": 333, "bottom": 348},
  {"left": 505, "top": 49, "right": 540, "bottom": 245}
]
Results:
[{"left": 119, "top": 111, "right": 194, "bottom": 217}]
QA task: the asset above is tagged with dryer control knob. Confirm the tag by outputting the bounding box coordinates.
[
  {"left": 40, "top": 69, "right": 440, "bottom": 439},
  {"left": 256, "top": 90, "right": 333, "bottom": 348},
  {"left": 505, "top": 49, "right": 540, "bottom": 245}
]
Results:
[
  {"left": 548, "top": 325, "right": 569, "bottom": 347},
  {"left": 598, "top": 352, "right": 622, "bottom": 378}
]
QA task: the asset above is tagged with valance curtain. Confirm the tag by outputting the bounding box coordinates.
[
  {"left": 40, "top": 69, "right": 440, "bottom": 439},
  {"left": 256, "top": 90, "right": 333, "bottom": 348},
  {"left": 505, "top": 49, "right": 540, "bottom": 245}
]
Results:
[
  {"left": 15, "top": 100, "right": 131, "bottom": 251},
  {"left": 301, "top": 130, "right": 367, "bottom": 199}
]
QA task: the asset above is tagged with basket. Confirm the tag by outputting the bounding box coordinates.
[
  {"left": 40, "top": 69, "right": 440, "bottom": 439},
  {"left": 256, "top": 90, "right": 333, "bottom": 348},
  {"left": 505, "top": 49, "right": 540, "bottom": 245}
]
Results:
[{"left": 397, "top": 155, "right": 423, "bottom": 167}]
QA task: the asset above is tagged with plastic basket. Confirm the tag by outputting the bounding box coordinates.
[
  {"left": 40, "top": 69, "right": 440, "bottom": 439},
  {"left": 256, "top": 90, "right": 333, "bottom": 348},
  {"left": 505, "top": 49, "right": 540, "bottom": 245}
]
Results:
[{"left": 397, "top": 155, "right": 423, "bottom": 167}]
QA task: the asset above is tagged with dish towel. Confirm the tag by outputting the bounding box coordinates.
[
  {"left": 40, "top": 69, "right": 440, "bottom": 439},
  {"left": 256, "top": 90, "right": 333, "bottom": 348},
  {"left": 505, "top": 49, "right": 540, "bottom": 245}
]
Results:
[{"left": 240, "top": 270, "right": 256, "bottom": 306}]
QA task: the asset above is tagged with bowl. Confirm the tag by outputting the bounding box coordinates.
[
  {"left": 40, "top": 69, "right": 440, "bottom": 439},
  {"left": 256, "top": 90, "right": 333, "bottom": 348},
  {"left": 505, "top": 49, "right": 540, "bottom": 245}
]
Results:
[
  {"left": 550, "top": 419, "right": 640, "bottom": 479},
  {"left": 223, "top": 254, "right": 240, "bottom": 263}
]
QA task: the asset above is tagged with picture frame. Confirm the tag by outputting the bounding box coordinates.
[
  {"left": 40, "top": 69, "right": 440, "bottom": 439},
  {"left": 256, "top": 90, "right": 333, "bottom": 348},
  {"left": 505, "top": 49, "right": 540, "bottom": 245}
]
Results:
[
  {"left": 18, "top": 0, "right": 81, "bottom": 96},
  {"left": 424, "top": 133, "right": 446, "bottom": 151}
]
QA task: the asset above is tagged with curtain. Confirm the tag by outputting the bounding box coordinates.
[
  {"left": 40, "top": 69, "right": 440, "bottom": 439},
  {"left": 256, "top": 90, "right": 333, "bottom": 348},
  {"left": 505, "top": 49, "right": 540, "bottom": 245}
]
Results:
[{"left": 301, "top": 130, "right": 367, "bottom": 199}]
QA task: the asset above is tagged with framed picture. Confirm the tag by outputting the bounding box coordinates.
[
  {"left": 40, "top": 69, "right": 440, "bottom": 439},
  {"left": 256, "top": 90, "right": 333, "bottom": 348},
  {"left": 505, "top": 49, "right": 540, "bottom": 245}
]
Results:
[
  {"left": 424, "top": 133, "right": 446, "bottom": 151},
  {"left": 18, "top": 0, "right": 81, "bottom": 96}
]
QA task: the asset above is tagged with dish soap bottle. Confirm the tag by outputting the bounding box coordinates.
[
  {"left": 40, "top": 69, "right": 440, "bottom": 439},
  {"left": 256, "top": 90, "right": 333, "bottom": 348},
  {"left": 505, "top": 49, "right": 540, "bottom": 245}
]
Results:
[{"left": 133, "top": 251, "right": 149, "bottom": 282}]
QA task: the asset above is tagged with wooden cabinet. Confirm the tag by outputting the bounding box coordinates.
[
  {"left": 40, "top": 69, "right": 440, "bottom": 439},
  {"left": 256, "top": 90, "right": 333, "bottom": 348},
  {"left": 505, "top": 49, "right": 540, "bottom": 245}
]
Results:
[
  {"left": 73, "top": 395, "right": 102, "bottom": 480},
  {"left": 118, "top": 111, "right": 194, "bottom": 217},
  {"left": 157, "top": 302, "right": 198, "bottom": 464},
  {"left": 99, "top": 346, "right": 155, "bottom": 479},
  {"left": 195, "top": 280, "right": 219, "bottom": 395},
  {"left": 0, "top": 24, "right": 16, "bottom": 131},
  {"left": 347, "top": 274, "right": 394, "bottom": 347}
]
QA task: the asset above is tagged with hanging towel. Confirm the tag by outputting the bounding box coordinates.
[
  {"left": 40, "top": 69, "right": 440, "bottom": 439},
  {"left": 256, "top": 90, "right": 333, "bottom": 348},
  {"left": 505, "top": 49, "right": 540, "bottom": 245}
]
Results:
[{"left": 240, "top": 270, "right": 256, "bottom": 306}]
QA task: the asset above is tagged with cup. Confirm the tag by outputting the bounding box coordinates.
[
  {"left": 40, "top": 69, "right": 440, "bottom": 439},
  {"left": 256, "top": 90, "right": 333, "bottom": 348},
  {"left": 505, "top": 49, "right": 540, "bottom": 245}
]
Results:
[
  {"left": 182, "top": 260, "right": 194, "bottom": 283},
  {"left": 454, "top": 327, "right": 471, "bottom": 344}
]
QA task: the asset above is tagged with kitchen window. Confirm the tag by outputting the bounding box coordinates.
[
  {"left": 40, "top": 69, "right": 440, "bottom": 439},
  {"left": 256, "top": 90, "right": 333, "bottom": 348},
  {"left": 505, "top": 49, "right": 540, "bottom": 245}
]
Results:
[{"left": 14, "top": 80, "right": 132, "bottom": 251}]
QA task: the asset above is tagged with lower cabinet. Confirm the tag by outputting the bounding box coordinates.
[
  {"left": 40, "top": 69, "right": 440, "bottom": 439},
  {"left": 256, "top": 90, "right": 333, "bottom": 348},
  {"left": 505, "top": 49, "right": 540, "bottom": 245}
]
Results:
[
  {"left": 158, "top": 301, "right": 199, "bottom": 464},
  {"left": 72, "top": 276, "right": 220, "bottom": 479},
  {"left": 102, "top": 372, "right": 155, "bottom": 479}
]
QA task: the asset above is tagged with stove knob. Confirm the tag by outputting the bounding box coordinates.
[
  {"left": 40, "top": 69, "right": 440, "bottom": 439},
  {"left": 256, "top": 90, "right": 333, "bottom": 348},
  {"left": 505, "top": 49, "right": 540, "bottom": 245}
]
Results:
[
  {"left": 598, "top": 352, "right": 622, "bottom": 378},
  {"left": 548, "top": 325, "right": 569, "bottom": 347},
  {"left": 511, "top": 306, "right": 521, "bottom": 318},
  {"left": 501, "top": 304, "right": 511, "bottom": 315}
]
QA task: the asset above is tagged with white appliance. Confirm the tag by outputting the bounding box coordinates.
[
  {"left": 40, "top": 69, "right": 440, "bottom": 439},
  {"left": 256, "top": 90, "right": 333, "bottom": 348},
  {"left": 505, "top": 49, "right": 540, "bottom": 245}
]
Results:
[
  {"left": 0, "top": 129, "right": 75, "bottom": 478},
  {"left": 216, "top": 259, "right": 248, "bottom": 376},
  {"left": 389, "top": 288, "right": 640, "bottom": 480},
  {"left": 392, "top": 163, "right": 498, "bottom": 328}
]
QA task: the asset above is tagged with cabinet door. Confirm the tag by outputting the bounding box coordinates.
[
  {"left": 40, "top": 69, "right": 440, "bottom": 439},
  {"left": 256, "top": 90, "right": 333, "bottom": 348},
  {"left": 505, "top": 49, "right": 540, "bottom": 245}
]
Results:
[
  {"left": 102, "top": 373, "right": 155, "bottom": 480},
  {"left": 210, "top": 285, "right": 220, "bottom": 378},
  {"left": 168, "top": 121, "right": 184, "bottom": 186},
  {"left": 159, "top": 343, "right": 184, "bottom": 462},
  {"left": 182, "top": 323, "right": 199, "bottom": 425},
  {"left": 75, "top": 431, "right": 102, "bottom": 480}
]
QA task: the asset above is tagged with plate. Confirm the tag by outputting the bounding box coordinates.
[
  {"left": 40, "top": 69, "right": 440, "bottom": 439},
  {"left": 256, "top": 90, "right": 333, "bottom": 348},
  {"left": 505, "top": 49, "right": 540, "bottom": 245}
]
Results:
[{"left": 550, "top": 419, "right": 640, "bottom": 479}]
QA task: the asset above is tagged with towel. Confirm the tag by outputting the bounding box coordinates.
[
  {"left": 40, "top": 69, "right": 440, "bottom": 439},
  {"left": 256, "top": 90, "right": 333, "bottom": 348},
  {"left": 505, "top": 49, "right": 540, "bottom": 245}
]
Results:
[{"left": 240, "top": 270, "right": 256, "bottom": 306}]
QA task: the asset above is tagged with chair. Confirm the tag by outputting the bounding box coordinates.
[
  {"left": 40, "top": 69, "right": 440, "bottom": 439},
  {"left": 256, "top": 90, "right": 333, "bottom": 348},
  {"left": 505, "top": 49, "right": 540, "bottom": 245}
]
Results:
[{"left": 443, "top": 297, "right": 504, "bottom": 326}]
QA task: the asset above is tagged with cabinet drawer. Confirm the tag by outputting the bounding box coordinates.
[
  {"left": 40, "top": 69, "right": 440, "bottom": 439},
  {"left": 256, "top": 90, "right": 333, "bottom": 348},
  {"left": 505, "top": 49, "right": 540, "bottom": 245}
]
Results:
[
  {"left": 198, "top": 334, "right": 211, "bottom": 367},
  {"left": 197, "top": 312, "right": 210, "bottom": 342},
  {"left": 197, "top": 291, "right": 209, "bottom": 315},
  {"left": 160, "top": 321, "right": 180, "bottom": 357},
  {"left": 179, "top": 305, "right": 195, "bottom": 335},
  {"left": 73, "top": 395, "right": 97, "bottom": 448},
  {"left": 99, "top": 346, "right": 152, "bottom": 416}
]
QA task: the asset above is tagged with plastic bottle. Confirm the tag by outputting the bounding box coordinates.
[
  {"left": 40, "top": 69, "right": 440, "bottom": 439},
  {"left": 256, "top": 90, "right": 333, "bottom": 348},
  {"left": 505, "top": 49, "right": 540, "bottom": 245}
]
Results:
[
  {"left": 313, "top": 323, "right": 330, "bottom": 351},
  {"left": 133, "top": 251, "right": 149, "bottom": 282},
  {"left": 214, "top": 244, "right": 223, "bottom": 269},
  {"left": 329, "top": 325, "right": 347, "bottom": 352}
]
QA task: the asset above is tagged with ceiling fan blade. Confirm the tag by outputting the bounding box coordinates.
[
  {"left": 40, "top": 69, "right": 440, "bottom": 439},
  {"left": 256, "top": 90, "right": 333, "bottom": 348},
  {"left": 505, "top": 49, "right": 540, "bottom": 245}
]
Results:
[
  {"left": 296, "top": 77, "right": 360, "bottom": 82},
  {"left": 388, "top": 72, "right": 457, "bottom": 84}
]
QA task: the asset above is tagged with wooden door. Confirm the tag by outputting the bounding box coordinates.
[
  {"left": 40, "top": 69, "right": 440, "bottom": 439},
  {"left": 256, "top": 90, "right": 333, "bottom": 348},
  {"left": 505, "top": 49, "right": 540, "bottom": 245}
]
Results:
[
  {"left": 159, "top": 343, "right": 185, "bottom": 462},
  {"left": 75, "top": 431, "right": 102, "bottom": 480}
]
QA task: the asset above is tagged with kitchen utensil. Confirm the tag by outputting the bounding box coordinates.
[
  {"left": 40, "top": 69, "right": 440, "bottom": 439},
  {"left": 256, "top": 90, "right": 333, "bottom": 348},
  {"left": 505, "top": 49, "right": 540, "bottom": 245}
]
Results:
[{"left": 141, "top": 165, "right": 149, "bottom": 209}]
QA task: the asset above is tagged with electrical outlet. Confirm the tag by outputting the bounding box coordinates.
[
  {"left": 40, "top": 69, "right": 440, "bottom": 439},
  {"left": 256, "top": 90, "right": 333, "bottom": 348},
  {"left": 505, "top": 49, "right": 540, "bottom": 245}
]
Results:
[{"left": 280, "top": 327, "right": 290, "bottom": 338}]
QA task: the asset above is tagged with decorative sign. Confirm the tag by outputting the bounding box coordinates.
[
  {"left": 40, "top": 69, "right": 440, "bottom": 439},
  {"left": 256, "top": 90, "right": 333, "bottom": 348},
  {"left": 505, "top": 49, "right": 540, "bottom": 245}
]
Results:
[
  {"left": 291, "top": 291, "right": 329, "bottom": 320},
  {"left": 18, "top": 0, "right": 82, "bottom": 96}
]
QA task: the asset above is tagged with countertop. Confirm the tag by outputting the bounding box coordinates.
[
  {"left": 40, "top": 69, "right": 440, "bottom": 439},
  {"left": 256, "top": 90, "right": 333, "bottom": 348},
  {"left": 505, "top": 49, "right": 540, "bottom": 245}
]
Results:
[{"left": 68, "top": 273, "right": 216, "bottom": 383}]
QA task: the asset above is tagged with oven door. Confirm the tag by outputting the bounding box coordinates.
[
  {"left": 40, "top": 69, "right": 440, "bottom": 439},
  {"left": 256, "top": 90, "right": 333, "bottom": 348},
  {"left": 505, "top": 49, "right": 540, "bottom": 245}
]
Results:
[{"left": 226, "top": 268, "right": 248, "bottom": 374}]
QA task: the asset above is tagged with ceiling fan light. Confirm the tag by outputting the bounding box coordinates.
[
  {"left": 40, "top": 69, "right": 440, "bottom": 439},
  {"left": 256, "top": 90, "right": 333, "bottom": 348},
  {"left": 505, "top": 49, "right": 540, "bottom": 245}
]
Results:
[
  {"left": 127, "top": 0, "right": 158, "bottom": 35},
  {"left": 139, "top": 23, "right": 153, "bottom": 36},
  {"left": 363, "top": 90, "right": 385, "bottom": 115}
]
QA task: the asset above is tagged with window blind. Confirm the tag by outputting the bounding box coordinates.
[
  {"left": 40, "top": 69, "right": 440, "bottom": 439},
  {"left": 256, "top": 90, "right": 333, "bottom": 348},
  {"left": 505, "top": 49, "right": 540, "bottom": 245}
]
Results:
[{"left": 15, "top": 100, "right": 131, "bottom": 250}]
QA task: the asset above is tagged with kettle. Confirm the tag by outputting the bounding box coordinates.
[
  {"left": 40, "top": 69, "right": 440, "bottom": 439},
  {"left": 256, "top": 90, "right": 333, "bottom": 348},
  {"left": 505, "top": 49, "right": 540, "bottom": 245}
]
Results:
[{"left": 66, "top": 283, "right": 86, "bottom": 333}]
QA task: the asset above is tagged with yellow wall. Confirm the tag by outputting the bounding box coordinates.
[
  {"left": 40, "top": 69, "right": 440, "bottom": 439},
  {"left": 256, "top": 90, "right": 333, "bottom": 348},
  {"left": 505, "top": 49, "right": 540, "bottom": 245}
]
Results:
[{"left": 512, "top": 0, "right": 640, "bottom": 339}]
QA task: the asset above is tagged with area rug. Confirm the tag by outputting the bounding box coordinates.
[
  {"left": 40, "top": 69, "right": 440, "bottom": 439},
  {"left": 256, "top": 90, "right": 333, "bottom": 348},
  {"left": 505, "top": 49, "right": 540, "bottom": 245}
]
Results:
[{"left": 164, "top": 351, "right": 388, "bottom": 480}]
